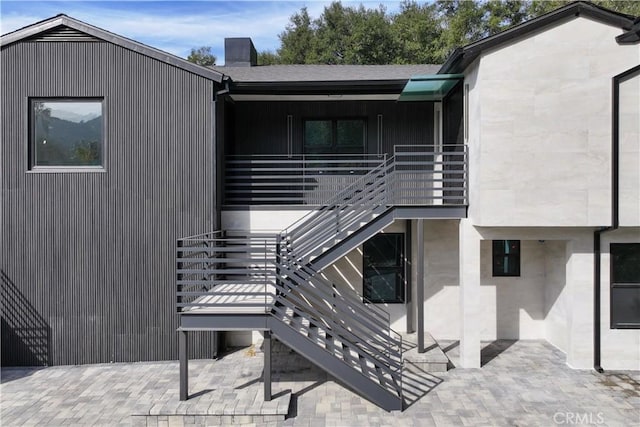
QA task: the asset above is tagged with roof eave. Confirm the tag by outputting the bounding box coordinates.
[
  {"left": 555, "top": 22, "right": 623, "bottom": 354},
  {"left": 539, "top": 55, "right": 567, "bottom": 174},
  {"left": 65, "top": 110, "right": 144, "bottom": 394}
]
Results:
[
  {"left": 230, "top": 79, "right": 409, "bottom": 95},
  {"left": 1, "top": 14, "right": 224, "bottom": 83},
  {"left": 439, "top": 1, "right": 636, "bottom": 74}
]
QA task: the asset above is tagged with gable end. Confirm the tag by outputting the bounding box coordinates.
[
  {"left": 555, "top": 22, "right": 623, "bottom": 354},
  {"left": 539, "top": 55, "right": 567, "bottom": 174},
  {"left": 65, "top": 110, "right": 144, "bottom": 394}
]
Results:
[{"left": 27, "top": 25, "right": 100, "bottom": 43}]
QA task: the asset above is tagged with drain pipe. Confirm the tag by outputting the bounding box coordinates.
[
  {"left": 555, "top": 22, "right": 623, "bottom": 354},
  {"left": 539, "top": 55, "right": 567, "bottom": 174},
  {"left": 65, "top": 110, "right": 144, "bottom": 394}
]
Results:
[
  {"left": 593, "top": 227, "right": 610, "bottom": 374},
  {"left": 594, "top": 68, "right": 629, "bottom": 373}
]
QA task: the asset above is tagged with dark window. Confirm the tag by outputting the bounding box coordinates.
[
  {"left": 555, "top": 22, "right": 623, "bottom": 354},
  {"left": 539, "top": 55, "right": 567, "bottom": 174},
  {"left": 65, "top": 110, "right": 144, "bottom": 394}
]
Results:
[
  {"left": 30, "top": 98, "right": 104, "bottom": 169},
  {"left": 611, "top": 243, "right": 640, "bottom": 329},
  {"left": 492, "top": 240, "right": 520, "bottom": 277},
  {"left": 363, "top": 233, "right": 405, "bottom": 303},
  {"left": 303, "top": 119, "right": 365, "bottom": 155}
]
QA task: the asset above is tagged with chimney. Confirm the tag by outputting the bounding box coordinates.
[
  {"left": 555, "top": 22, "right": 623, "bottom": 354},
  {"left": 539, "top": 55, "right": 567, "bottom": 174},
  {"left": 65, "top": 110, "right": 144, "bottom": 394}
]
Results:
[{"left": 224, "top": 38, "right": 257, "bottom": 67}]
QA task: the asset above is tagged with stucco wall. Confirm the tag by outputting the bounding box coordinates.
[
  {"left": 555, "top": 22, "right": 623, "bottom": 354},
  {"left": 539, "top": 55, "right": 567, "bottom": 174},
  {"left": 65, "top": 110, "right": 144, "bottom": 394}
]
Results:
[
  {"left": 619, "top": 72, "right": 640, "bottom": 226},
  {"left": 600, "top": 228, "right": 640, "bottom": 370},
  {"left": 221, "top": 209, "right": 311, "bottom": 231},
  {"left": 466, "top": 16, "right": 640, "bottom": 227},
  {"left": 420, "top": 220, "right": 461, "bottom": 339}
]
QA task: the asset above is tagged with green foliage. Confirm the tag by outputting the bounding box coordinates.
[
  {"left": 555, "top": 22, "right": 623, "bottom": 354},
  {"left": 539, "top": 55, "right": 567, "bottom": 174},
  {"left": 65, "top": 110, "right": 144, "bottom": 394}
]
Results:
[
  {"left": 278, "top": 7, "right": 315, "bottom": 64},
  {"left": 73, "top": 141, "right": 101, "bottom": 164},
  {"left": 187, "top": 46, "right": 217, "bottom": 66},
  {"left": 530, "top": 0, "right": 640, "bottom": 16},
  {"left": 391, "top": 1, "right": 442, "bottom": 64},
  {"left": 270, "top": 0, "right": 640, "bottom": 65},
  {"left": 257, "top": 50, "right": 281, "bottom": 65}
]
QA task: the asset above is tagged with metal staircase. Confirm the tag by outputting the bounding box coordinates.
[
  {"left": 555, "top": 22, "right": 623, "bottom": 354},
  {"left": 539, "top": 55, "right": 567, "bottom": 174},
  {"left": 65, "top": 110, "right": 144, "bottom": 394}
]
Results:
[{"left": 177, "top": 144, "right": 468, "bottom": 411}]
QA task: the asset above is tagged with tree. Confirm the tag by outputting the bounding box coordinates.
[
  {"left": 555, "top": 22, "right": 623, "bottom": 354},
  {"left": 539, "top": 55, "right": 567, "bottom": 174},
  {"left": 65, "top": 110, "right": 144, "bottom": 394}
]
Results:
[
  {"left": 278, "top": 7, "right": 315, "bottom": 64},
  {"left": 273, "top": 0, "right": 640, "bottom": 66},
  {"left": 187, "top": 46, "right": 217, "bottom": 66},
  {"left": 529, "top": 0, "right": 640, "bottom": 17},
  {"left": 392, "top": 1, "right": 442, "bottom": 64},
  {"left": 257, "top": 50, "right": 281, "bottom": 65}
]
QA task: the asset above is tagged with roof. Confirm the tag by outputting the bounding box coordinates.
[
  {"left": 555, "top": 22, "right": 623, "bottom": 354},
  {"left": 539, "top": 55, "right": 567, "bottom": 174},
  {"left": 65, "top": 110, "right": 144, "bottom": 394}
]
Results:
[
  {"left": 0, "top": 14, "right": 224, "bottom": 83},
  {"left": 439, "top": 1, "right": 637, "bottom": 74},
  {"left": 617, "top": 17, "right": 640, "bottom": 44},
  {"left": 211, "top": 64, "right": 441, "bottom": 83}
]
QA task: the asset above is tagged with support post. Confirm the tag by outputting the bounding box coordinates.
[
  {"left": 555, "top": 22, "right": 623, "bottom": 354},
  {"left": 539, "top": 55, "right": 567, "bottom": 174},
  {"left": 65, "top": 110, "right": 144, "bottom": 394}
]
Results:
[
  {"left": 459, "top": 219, "right": 481, "bottom": 368},
  {"left": 179, "top": 330, "right": 188, "bottom": 400},
  {"left": 264, "top": 330, "right": 272, "bottom": 401},
  {"left": 417, "top": 219, "right": 425, "bottom": 353}
]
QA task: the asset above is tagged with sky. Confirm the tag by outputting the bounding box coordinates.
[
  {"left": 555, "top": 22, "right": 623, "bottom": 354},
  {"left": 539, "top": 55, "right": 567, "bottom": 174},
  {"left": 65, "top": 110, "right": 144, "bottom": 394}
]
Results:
[{"left": 0, "top": 1, "right": 405, "bottom": 64}]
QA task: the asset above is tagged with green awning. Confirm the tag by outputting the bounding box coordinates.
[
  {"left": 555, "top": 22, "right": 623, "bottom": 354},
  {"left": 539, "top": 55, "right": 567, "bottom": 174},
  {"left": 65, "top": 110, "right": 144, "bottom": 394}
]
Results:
[{"left": 398, "top": 74, "right": 464, "bottom": 101}]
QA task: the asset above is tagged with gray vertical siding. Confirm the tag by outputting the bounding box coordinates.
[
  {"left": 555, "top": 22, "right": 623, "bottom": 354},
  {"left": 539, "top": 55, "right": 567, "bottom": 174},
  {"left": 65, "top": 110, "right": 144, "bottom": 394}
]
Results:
[
  {"left": 228, "top": 100, "right": 435, "bottom": 156},
  {"left": 444, "top": 83, "right": 463, "bottom": 145},
  {"left": 1, "top": 41, "right": 219, "bottom": 365}
]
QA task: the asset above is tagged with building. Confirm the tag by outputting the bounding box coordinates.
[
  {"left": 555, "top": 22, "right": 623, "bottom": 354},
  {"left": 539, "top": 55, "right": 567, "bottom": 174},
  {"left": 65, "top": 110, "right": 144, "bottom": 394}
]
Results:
[{"left": 2, "top": 1, "right": 638, "bottom": 412}]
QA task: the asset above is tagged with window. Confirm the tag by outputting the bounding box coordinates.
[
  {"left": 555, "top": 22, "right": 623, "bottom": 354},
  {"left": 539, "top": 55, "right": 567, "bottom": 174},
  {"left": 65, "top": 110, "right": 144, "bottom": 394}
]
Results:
[
  {"left": 610, "top": 243, "right": 640, "bottom": 329},
  {"left": 363, "top": 233, "right": 405, "bottom": 303},
  {"left": 303, "top": 119, "right": 365, "bottom": 155},
  {"left": 492, "top": 240, "right": 520, "bottom": 277},
  {"left": 30, "top": 98, "right": 104, "bottom": 170}
]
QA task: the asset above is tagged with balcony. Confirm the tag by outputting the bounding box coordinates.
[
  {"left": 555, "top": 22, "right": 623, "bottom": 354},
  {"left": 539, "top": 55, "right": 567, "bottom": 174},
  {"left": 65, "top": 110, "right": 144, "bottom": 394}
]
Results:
[{"left": 224, "top": 144, "right": 468, "bottom": 207}]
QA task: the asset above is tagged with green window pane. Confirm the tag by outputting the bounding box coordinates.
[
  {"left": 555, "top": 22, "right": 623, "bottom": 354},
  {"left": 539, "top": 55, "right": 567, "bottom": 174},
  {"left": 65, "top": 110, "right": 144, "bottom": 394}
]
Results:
[
  {"left": 304, "top": 120, "right": 332, "bottom": 154},
  {"left": 32, "top": 100, "right": 103, "bottom": 167},
  {"left": 363, "top": 233, "right": 404, "bottom": 303},
  {"left": 363, "top": 234, "right": 402, "bottom": 267},
  {"left": 364, "top": 270, "right": 400, "bottom": 302},
  {"left": 492, "top": 240, "right": 520, "bottom": 276},
  {"left": 336, "top": 120, "right": 365, "bottom": 150},
  {"left": 611, "top": 243, "right": 640, "bottom": 283},
  {"left": 303, "top": 119, "right": 366, "bottom": 156},
  {"left": 611, "top": 287, "right": 640, "bottom": 328}
]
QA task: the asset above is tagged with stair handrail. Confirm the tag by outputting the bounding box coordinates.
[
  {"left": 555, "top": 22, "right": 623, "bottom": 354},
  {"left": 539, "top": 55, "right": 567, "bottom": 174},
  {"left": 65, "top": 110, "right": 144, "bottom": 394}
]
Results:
[
  {"left": 280, "top": 257, "right": 401, "bottom": 347},
  {"left": 278, "top": 240, "right": 394, "bottom": 328},
  {"left": 281, "top": 160, "right": 394, "bottom": 264},
  {"left": 281, "top": 154, "right": 393, "bottom": 238},
  {"left": 274, "top": 261, "right": 403, "bottom": 372}
]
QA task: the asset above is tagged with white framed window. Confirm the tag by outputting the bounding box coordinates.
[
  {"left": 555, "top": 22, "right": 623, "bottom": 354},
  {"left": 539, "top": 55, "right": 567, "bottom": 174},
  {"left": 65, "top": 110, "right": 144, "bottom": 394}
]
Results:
[{"left": 29, "top": 98, "right": 105, "bottom": 171}]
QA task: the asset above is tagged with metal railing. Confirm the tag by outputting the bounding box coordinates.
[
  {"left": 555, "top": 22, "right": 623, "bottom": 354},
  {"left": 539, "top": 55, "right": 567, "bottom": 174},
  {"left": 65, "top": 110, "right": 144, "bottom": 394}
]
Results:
[
  {"left": 225, "top": 154, "right": 386, "bottom": 205},
  {"left": 176, "top": 230, "right": 403, "bottom": 396},
  {"left": 176, "top": 231, "right": 278, "bottom": 313},
  {"left": 176, "top": 144, "right": 468, "bottom": 402},
  {"left": 224, "top": 145, "right": 468, "bottom": 206}
]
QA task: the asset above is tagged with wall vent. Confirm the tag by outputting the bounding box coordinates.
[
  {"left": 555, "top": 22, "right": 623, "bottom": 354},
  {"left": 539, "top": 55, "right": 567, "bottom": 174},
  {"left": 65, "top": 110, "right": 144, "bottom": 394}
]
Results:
[{"left": 28, "top": 25, "right": 100, "bottom": 42}]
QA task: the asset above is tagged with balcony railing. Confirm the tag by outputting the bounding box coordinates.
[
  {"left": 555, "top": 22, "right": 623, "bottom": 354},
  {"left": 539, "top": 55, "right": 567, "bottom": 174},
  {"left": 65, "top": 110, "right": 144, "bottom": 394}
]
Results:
[{"left": 224, "top": 144, "right": 467, "bottom": 206}]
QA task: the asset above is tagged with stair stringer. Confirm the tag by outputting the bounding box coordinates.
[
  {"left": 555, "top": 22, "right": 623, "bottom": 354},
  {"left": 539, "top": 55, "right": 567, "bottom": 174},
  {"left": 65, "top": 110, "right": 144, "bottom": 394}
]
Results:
[
  {"left": 309, "top": 207, "right": 395, "bottom": 272},
  {"left": 267, "top": 316, "right": 403, "bottom": 412}
]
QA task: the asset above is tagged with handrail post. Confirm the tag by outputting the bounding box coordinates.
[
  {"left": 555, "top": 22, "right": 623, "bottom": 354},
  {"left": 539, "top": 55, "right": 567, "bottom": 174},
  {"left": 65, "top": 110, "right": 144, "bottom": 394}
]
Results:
[
  {"left": 465, "top": 145, "right": 469, "bottom": 205},
  {"left": 176, "top": 239, "right": 183, "bottom": 313},
  {"left": 275, "top": 235, "right": 281, "bottom": 295},
  {"left": 264, "top": 239, "right": 268, "bottom": 311}
]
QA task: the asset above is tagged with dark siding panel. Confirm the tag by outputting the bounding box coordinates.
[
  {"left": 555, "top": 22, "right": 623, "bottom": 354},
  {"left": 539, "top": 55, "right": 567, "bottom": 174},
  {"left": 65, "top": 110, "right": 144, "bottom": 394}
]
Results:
[
  {"left": 444, "top": 83, "right": 463, "bottom": 145},
  {"left": 1, "top": 41, "right": 218, "bottom": 365},
  {"left": 229, "top": 100, "right": 434, "bottom": 156}
]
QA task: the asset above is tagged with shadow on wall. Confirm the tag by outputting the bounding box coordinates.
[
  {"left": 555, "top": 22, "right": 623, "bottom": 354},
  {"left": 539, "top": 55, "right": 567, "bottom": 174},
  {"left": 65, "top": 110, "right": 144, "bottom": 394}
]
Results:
[
  {"left": 480, "top": 240, "right": 567, "bottom": 341},
  {"left": 1, "top": 270, "right": 51, "bottom": 367}
]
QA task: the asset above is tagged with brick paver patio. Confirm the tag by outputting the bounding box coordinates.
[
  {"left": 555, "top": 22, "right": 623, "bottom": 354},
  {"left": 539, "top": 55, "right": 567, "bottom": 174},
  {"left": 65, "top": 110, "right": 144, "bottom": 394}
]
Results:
[{"left": 2, "top": 340, "right": 639, "bottom": 426}]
